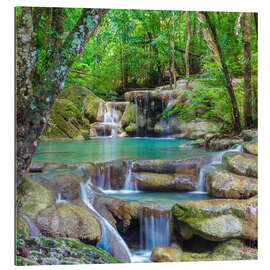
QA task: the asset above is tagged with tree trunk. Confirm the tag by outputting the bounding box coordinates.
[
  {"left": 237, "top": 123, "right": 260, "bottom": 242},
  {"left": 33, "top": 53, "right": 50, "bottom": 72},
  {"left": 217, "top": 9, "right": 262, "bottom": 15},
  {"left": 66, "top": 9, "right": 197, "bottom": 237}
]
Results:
[
  {"left": 168, "top": 28, "right": 173, "bottom": 89},
  {"left": 16, "top": 8, "right": 107, "bottom": 187},
  {"left": 198, "top": 11, "right": 242, "bottom": 134},
  {"left": 172, "top": 11, "right": 177, "bottom": 89},
  {"left": 241, "top": 13, "right": 253, "bottom": 129},
  {"left": 185, "top": 11, "right": 191, "bottom": 87}
]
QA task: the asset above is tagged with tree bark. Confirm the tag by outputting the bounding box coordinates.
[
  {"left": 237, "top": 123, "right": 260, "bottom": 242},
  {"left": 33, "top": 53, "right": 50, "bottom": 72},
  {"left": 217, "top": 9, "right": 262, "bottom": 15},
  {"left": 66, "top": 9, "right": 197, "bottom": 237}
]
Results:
[
  {"left": 185, "top": 11, "right": 191, "bottom": 87},
  {"left": 172, "top": 11, "right": 177, "bottom": 89},
  {"left": 16, "top": 8, "right": 108, "bottom": 187},
  {"left": 241, "top": 13, "right": 253, "bottom": 129},
  {"left": 198, "top": 11, "right": 242, "bottom": 134},
  {"left": 168, "top": 28, "right": 173, "bottom": 89}
]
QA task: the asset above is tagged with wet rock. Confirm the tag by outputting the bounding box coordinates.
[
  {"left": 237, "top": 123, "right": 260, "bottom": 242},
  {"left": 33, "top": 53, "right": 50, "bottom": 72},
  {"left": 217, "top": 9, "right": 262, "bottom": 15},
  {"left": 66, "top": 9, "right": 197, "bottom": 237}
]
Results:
[
  {"left": 174, "top": 119, "right": 220, "bottom": 139},
  {"left": 151, "top": 246, "right": 183, "bottom": 262},
  {"left": 207, "top": 137, "right": 244, "bottom": 151},
  {"left": 242, "top": 129, "right": 258, "bottom": 142},
  {"left": 206, "top": 169, "right": 257, "bottom": 199},
  {"left": 37, "top": 203, "right": 101, "bottom": 243},
  {"left": 94, "top": 196, "right": 139, "bottom": 231},
  {"left": 29, "top": 161, "right": 44, "bottom": 173},
  {"left": 223, "top": 152, "right": 258, "bottom": 178},
  {"left": 132, "top": 156, "right": 214, "bottom": 175},
  {"left": 243, "top": 141, "right": 258, "bottom": 156},
  {"left": 89, "top": 122, "right": 124, "bottom": 137},
  {"left": 83, "top": 94, "right": 104, "bottom": 123},
  {"left": 134, "top": 172, "right": 196, "bottom": 191},
  {"left": 121, "top": 103, "right": 136, "bottom": 128},
  {"left": 180, "top": 239, "right": 257, "bottom": 261},
  {"left": 172, "top": 196, "right": 257, "bottom": 241},
  {"left": 178, "top": 139, "right": 205, "bottom": 149}
]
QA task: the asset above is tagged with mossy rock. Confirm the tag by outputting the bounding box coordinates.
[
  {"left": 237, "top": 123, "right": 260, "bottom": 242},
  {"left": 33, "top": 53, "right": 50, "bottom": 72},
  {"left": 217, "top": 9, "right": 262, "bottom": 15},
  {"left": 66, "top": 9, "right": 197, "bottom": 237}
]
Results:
[
  {"left": 180, "top": 239, "right": 257, "bottom": 262},
  {"left": 17, "top": 178, "right": 54, "bottom": 220},
  {"left": 125, "top": 123, "right": 137, "bottom": 134},
  {"left": 16, "top": 236, "right": 121, "bottom": 265},
  {"left": 172, "top": 196, "right": 257, "bottom": 241},
  {"left": 121, "top": 103, "right": 136, "bottom": 128},
  {"left": 223, "top": 152, "right": 258, "bottom": 177},
  {"left": 83, "top": 95, "right": 103, "bottom": 122},
  {"left": 243, "top": 141, "right": 258, "bottom": 156},
  {"left": 17, "top": 215, "right": 29, "bottom": 237},
  {"left": 42, "top": 87, "right": 104, "bottom": 139},
  {"left": 206, "top": 169, "right": 257, "bottom": 199},
  {"left": 37, "top": 203, "right": 101, "bottom": 243}
]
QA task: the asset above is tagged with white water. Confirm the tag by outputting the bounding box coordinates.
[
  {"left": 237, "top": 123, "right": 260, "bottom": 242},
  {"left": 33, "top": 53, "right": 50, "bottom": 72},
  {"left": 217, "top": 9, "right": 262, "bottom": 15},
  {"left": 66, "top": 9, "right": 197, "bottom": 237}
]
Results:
[
  {"left": 80, "top": 178, "right": 132, "bottom": 263},
  {"left": 139, "top": 209, "right": 170, "bottom": 250},
  {"left": 96, "top": 166, "right": 112, "bottom": 190},
  {"left": 193, "top": 143, "right": 243, "bottom": 193},
  {"left": 123, "top": 162, "right": 137, "bottom": 191},
  {"left": 99, "top": 102, "right": 121, "bottom": 137},
  {"left": 56, "top": 193, "right": 68, "bottom": 203}
]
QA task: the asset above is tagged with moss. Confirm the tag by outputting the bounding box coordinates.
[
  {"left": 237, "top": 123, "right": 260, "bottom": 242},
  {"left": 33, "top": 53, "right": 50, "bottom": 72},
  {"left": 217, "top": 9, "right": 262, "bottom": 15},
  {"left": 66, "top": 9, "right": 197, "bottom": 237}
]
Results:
[
  {"left": 17, "top": 178, "right": 54, "bottom": 219},
  {"left": 83, "top": 95, "right": 101, "bottom": 122},
  {"left": 121, "top": 103, "right": 135, "bottom": 127},
  {"left": 16, "top": 236, "right": 121, "bottom": 265}
]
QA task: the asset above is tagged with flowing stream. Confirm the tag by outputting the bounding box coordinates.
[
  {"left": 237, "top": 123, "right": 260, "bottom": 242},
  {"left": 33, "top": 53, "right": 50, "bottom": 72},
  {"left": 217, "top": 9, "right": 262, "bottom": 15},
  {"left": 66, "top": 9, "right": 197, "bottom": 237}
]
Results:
[{"left": 80, "top": 178, "right": 132, "bottom": 263}]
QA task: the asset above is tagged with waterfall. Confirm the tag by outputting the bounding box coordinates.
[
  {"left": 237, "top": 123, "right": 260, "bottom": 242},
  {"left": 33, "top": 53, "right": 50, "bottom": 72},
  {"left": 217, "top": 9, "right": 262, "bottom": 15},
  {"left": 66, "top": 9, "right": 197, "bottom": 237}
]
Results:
[
  {"left": 80, "top": 178, "right": 132, "bottom": 263},
  {"left": 95, "top": 165, "right": 111, "bottom": 190},
  {"left": 134, "top": 96, "right": 139, "bottom": 137},
  {"left": 56, "top": 193, "right": 68, "bottom": 203},
  {"left": 123, "top": 162, "right": 137, "bottom": 191},
  {"left": 100, "top": 102, "right": 121, "bottom": 137},
  {"left": 194, "top": 143, "right": 244, "bottom": 193},
  {"left": 139, "top": 208, "right": 170, "bottom": 250}
]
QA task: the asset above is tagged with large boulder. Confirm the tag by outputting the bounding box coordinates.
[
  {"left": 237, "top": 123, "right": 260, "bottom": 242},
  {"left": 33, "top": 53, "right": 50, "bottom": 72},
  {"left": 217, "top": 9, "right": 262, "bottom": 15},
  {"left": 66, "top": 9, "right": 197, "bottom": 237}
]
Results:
[
  {"left": 151, "top": 246, "right": 183, "bottom": 262},
  {"left": 206, "top": 169, "right": 257, "bottom": 199},
  {"left": 132, "top": 156, "right": 215, "bottom": 175},
  {"left": 134, "top": 172, "right": 196, "bottom": 191},
  {"left": 223, "top": 152, "right": 258, "bottom": 177},
  {"left": 37, "top": 203, "right": 101, "bottom": 244},
  {"left": 89, "top": 122, "right": 124, "bottom": 137},
  {"left": 241, "top": 129, "right": 258, "bottom": 141},
  {"left": 172, "top": 196, "right": 258, "bottom": 241},
  {"left": 181, "top": 239, "right": 257, "bottom": 262},
  {"left": 42, "top": 87, "right": 104, "bottom": 140},
  {"left": 174, "top": 119, "right": 220, "bottom": 139},
  {"left": 17, "top": 178, "right": 54, "bottom": 220},
  {"left": 243, "top": 141, "right": 258, "bottom": 156},
  {"left": 207, "top": 137, "right": 244, "bottom": 151}
]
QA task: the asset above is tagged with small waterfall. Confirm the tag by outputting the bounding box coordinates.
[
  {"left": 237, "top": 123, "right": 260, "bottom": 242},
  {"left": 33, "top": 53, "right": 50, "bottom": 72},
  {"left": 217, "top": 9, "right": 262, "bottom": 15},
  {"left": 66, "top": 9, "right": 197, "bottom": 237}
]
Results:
[
  {"left": 194, "top": 143, "right": 244, "bottom": 192},
  {"left": 134, "top": 96, "right": 139, "bottom": 137},
  {"left": 123, "top": 162, "right": 137, "bottom": 191},
  {"left": 139, "top": 208, "right": 170, "bottom": 250},
  {"left": 195, "top": 167, "right": 207, "bottom": 192},
  {"left": 95, "top": 165, "right": 111, "bottom": 190},
  {"left": 80, "top": 178, "right": 132, "bottom": 263},
  {"left": 56, "top": 193, "right": 68, "bottom": 203},
  {"left": 100, "top": 102, "right": 121, "bottom": 137}
]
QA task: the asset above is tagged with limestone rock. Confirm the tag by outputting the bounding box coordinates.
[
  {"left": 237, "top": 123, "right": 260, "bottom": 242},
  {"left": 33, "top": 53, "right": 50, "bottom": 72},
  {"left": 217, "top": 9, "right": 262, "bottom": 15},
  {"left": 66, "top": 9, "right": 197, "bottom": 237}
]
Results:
[
  {"left": 208, "top": 137, "right": 244, "bottom": 151},
  {"left": 223, "top": 152, "right": 258, "bottom": 177},
  {"left": 37, "top": 203, "right": 101, "bottom": 243},
  {"left": 242, "top": 129, "right": 258, "bottom": 142},
  {"left": 151, "top": 246, "right": 183, "bottom": 262},
  {"left": 243, "top": 141, "right": 258, "bottom": 156},
  {"left": 172, "top": 196, "right": 258, "bottom": 241},
  {"left": 17, "top": 178, "right": 54, "bottom": 220},
  {"left": 206, "top": 169, "right": 257, "bottom": 199}
]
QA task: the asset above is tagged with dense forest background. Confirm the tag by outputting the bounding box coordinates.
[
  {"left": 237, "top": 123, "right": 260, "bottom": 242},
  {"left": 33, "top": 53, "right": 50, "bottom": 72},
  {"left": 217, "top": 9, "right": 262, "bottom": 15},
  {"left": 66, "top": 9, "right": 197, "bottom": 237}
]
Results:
[{"left": 63, "top": 9, "right": 258, "bottom": 132}]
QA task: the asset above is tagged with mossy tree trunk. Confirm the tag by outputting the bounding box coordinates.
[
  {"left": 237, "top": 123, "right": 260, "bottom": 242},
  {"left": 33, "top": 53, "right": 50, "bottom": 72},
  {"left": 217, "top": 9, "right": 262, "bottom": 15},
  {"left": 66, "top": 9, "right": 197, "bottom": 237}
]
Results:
[
  {"left": 16, "top": 7, "right": 107, "bottom": 187},
  {"left": 198, "top": 11, "right": 242, "bottom": 134},
  {"left": 241, "top": 13, "right": 254, "bottom": 129}
]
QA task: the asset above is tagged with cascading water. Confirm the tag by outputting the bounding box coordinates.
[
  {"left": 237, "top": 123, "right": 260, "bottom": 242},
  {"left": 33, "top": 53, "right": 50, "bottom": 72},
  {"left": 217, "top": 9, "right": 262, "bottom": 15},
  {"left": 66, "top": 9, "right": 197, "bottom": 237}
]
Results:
[
  {"left": 123, "top": 161, "right": 138, "bottom": 191},
  {"left": 100, "top": 102, "right": 121, "bottom": 137},
  {"left": 56, "top": 193, "right": 68, "bottom": 203},
  {"left": 95, "top": 165, "right": 111, "bottom": 190},
  {"left": 80, "top": 178, "right": 132, "bottom": 263},
  {"left": 194, "top": 143, "right": 244, "bottom": 193},
  {"left": 139, "top": 208, "right": 170, "bottom": 250}
]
